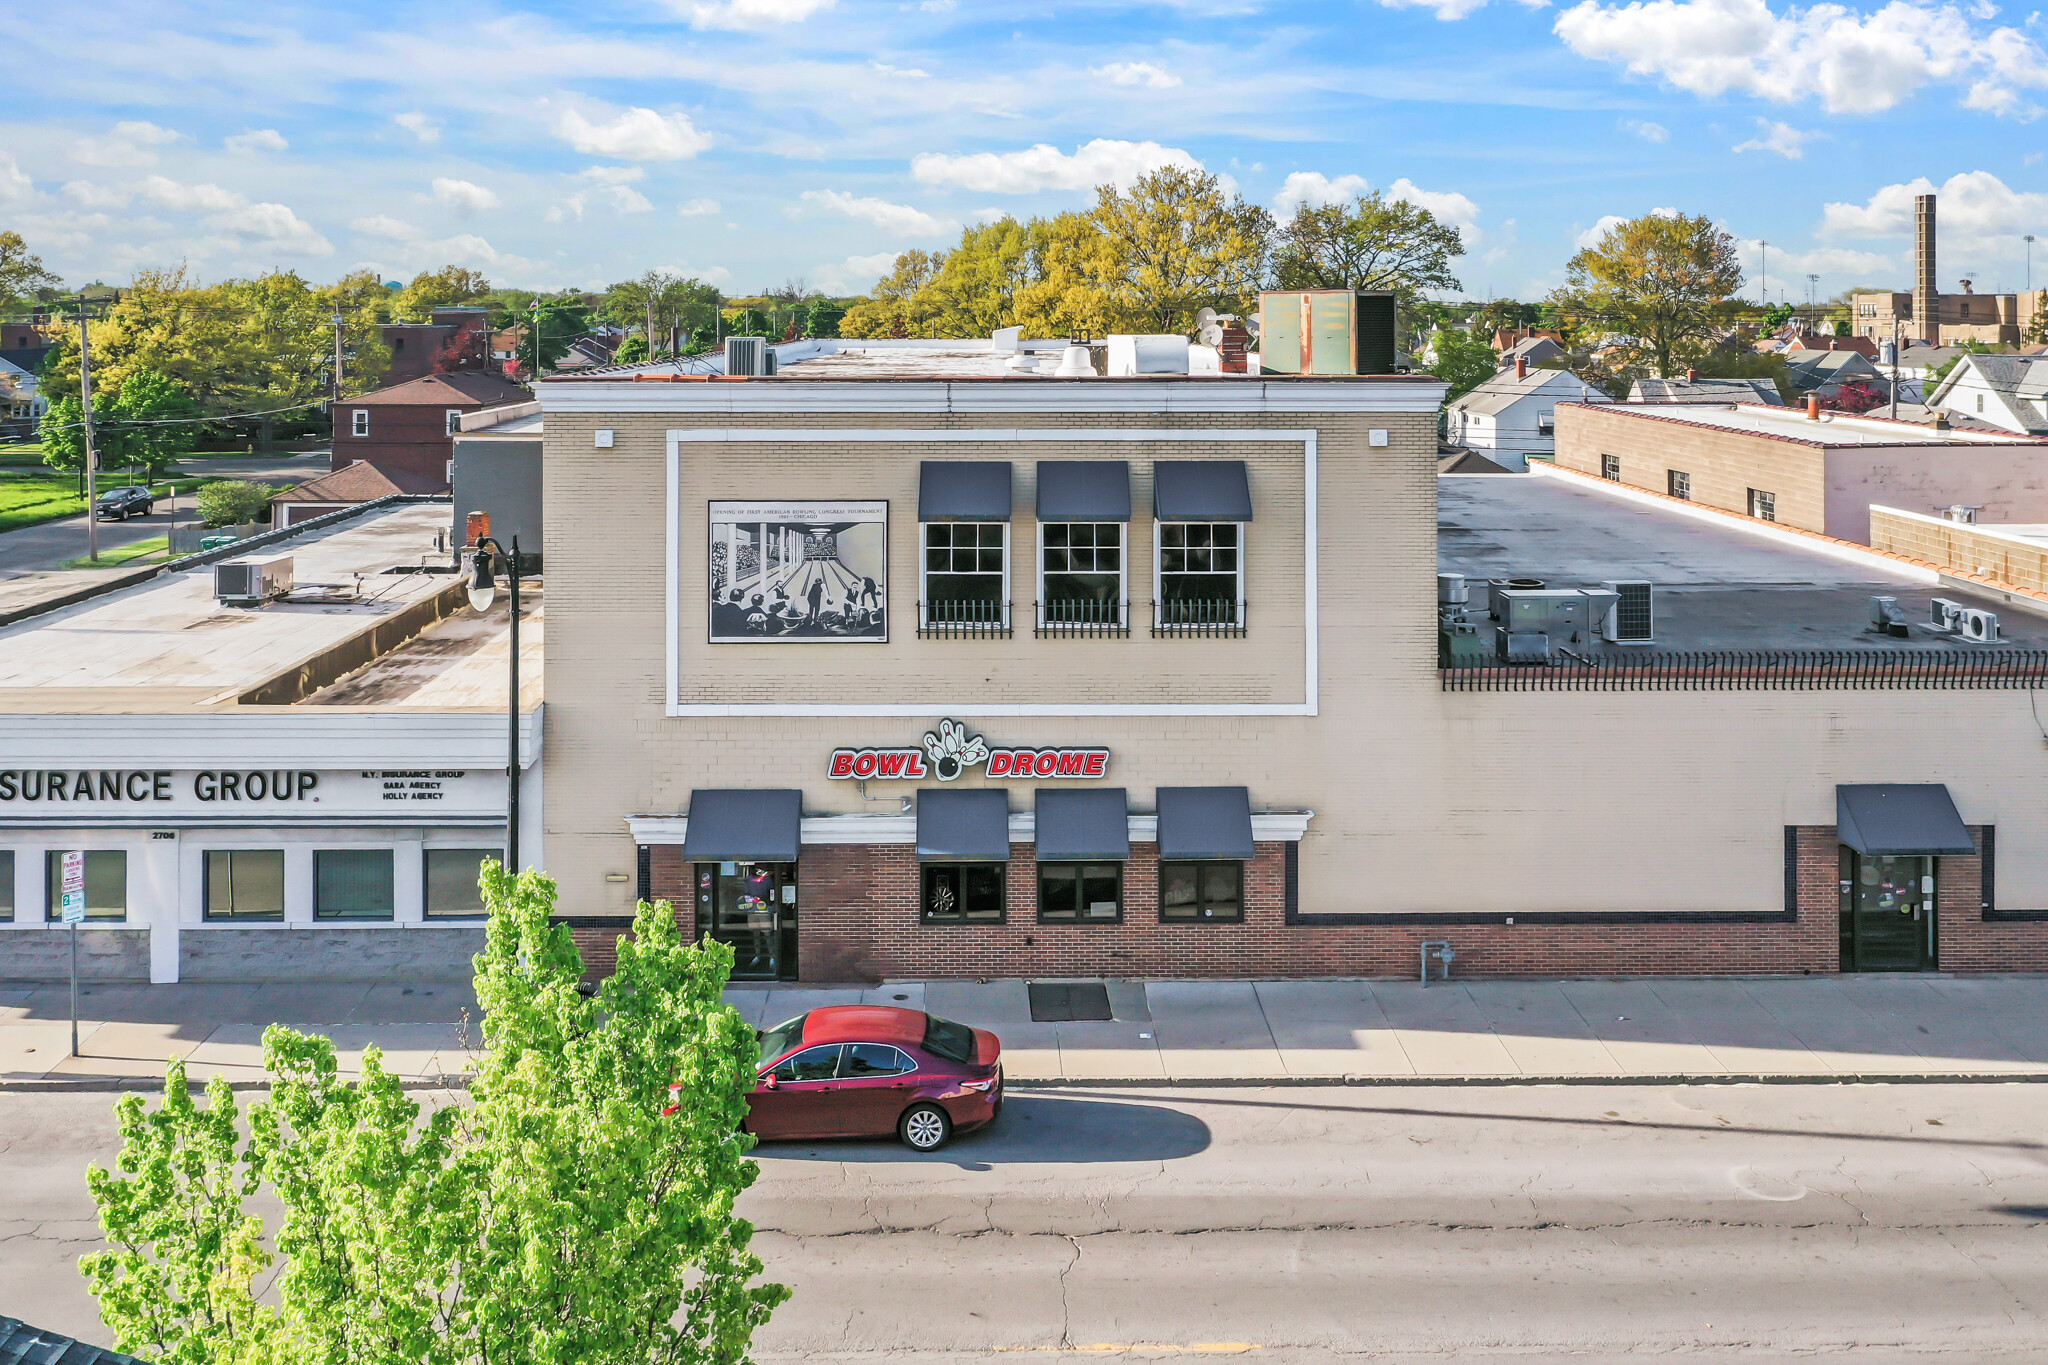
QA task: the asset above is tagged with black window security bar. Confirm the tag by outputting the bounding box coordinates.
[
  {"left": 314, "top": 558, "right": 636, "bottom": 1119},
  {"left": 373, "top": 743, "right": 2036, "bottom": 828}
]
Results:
[
  {"left": 1154, "top": 598, "right": 1248, "bottom": 638},
  {"left": 1441, "top": 649, "right": 2048, "bottom": 692},
  {"left": 1036, "top": 598, "right": 1128, "bottom": 639},
  {"left": 919, "top": 600, "right": 1012, "bottom": 639}
]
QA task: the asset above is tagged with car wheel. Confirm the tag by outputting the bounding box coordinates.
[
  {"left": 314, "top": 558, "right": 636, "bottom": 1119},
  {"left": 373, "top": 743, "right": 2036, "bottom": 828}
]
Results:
[{"left": 899, "top": 1103, "right": 951, "bottom": 1152}]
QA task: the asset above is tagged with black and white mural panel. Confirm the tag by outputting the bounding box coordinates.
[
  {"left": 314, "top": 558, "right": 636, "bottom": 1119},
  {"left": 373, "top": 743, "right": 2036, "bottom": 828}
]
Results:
[{"left": 708, "top": 500, "right": 888, "bottom": 642}]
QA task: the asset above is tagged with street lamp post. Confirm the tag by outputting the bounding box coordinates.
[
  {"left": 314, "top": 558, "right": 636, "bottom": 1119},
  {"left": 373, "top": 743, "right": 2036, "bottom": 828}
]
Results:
[{"left": 467, "top": 536, "right": 523, "bottom": 872}]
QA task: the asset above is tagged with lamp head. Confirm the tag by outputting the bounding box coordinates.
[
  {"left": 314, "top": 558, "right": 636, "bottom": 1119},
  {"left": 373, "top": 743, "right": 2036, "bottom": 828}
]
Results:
[{"left": 468, "top": 549, "right": 497, "bottom": 612}]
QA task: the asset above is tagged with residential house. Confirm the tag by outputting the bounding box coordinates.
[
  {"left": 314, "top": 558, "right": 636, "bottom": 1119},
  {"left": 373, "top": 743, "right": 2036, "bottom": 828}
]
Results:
[
  {"left": 1926, "top": 355, "right": 2048, "bottom": 436},
  {"left": 1444, "top": 354, "right": 1613, "bottom": 469},
  {"left": 1491, "top": 327, "right": 1563, "bottom": 354},
  {"left": 379, "top": 306, "right": 493, "bottom": 386},
  {"left": 269, "top": 459, "right": 447, "bottom": 527},
  {"left": 0, "top": 355, "right": 45, "bottom": 437},
  {"left": 1786, "top": 348, "right": 1886, "bottom": 401},
  {"left": 1497, "top": 335, "right": 1566, "bottom": 371},
  {"left": 332, "top": 371, "right": 532, "bottom": 489},
  {"left": 1629, "top": 374, "right": 1785, "bottom": 406},
  {"left": 1786, "top": 333, "right": 1878, "bottom": 360}
]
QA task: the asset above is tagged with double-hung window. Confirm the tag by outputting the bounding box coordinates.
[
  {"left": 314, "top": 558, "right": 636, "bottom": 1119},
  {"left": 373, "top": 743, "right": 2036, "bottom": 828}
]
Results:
[
  {"left": 1748, "top": 488, "right": 1776, "bottom": 522},
  {"left": 351, "top": 409, "right": 369, "bottom": 438},
  {"left": 1152, "top": 461, "right": 1251, "bottom": 636},
  {"left": 919, "top": 461, "right": 1013, "bottom": 636},
  {"left": 1668, "top": 470, "right": 1691, "bottom": 500},
  {"left": 1036, "top": 461, "right": 1130, "bottom": 636},
  {"left": 1601, "top": 454, "right": 1621, "bottom": 481}
]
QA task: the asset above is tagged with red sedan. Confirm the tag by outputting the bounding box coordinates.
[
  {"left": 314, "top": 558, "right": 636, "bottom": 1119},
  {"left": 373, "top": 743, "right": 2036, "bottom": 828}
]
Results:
[{"left": 747, "top": 1005, "right": 1003, "bottom": 1151}]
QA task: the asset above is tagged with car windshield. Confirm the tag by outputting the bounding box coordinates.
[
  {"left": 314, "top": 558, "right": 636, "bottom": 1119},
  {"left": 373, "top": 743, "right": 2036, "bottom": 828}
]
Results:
[
  {"left": 756, "top": 1013, "right": 808, "bottom": 1069},
  {"left": 922, "top": 1013, "right": 975, "bottom": 1064}
]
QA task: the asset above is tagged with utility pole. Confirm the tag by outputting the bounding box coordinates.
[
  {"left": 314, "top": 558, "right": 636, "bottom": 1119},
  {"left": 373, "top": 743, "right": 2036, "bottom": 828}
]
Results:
[
  {"left": 330, "top": 311, "right": 345, "bottom": 420},
  {"left": 530, "top": 299, "right": 541, "bottom": 380},
  {"left": 1758, "top": 241, "right": 1770, "bottom": 316},
  {"left": 1889, "top": 317, "right": 1902, "bottom": 422},
  {"left": 77, "top": 299, "right": 99, "bottom": 563}
]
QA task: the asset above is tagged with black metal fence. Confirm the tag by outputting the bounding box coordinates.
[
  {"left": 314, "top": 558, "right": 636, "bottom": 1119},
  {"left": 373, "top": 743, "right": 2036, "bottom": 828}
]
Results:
[
  {"left": 1036, "top": 598, "right": 1129, "bottom": 639},
  {"left": 1154, "top": 597, "right": 1248, "bottom": 638},
  {"left": 919, "top": 600, "right": 1011, "bottom": 639},
  {"left": 1441, "top": 649, "right": 2048, "bottom": 691}
]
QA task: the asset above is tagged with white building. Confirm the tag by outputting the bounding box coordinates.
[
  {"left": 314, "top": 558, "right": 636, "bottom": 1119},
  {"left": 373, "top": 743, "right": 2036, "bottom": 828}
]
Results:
[
  {"left": 1444, "top": 357, "right": 1612, "bottom": 469},
  {"left": 1926, "top": 354, "right": 2048, "bottom": 436},
  {"left": 0, "top": 355, "right": 45, "bottom": 429}
]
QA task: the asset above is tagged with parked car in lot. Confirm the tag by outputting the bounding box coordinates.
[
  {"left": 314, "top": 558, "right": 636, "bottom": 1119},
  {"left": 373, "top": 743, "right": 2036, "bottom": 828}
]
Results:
[
  {"left": 94, "top": 486, "right": 154, "bottom": 521},
  {"left": 747, "top": 1005, "right": 1002, "bottom": 1151}
]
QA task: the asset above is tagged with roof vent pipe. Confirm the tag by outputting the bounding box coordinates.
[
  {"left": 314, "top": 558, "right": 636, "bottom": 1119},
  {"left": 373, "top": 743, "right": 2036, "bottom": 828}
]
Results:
[
  {"left": 1806, "top": 394, "right": 1821, "bottom": 420},
  {"left": 1516, "top": 355, "right": 1528, "bottom": 380},
  {"left": 1686, "top": 368, "right": 1698, "bottom": 382},
  {"left": 1053, "top": 345, "right": 1097, "bottom": 378}
]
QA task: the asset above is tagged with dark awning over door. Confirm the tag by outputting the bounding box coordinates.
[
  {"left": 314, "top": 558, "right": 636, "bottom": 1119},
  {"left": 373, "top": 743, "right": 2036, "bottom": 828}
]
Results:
[
  {"left": 1035, "top": 788, "right": 1130, "bottom": 861},
  {"left": 917, "top": 788, "right": 1012, "bottom": 861},
  {"left": 682, "top": 789, "right": 802, "bottom": 862},
  {"left": 1836, "top": 784, "right": 1976, "bottom": 856},
  {"left": 919, "top": 461, "right": 1012, "bottom": 521},
  {"left": 1153, "top": 461, "right": 1253, "bottom": 522},
  {"left": 1156, "top": 786, "right": 1256, "bottom": 860},
  {"left": 1037, "top": 461, "right": 1131, "bottom": 521}
]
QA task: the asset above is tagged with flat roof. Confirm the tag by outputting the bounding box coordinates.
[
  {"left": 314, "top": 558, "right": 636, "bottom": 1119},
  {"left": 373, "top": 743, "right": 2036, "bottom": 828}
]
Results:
[
  {"left": 1439, "top": 473, "right": 2048, "bottom": 652},
  {"left": 1575, "top": 401, "right": 2043, "bottom": 448},
  {"left": 0, "top": 504, "right": 538, "bottom": 713}
]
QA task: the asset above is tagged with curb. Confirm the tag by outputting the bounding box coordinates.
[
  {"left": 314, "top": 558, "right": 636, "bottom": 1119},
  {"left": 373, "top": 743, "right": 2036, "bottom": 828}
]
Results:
[{"left": 9, "top": 1071, "right": 2048, "bottom": 1094}]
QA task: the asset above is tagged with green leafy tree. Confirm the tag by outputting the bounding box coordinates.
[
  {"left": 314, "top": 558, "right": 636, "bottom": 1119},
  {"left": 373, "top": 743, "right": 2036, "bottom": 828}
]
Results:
[
  {"left": 195, "top": 479, "right": 273, "bottom": 527},
  {"left": 1086, "top": 166, "right": 1272, "bottom": 333},
  {"left": 804, "top": 298, "right": 845, "bottom": 339},
  {"left": 1549, "top": 212, "right": 1745, "bottom": 380},
  {"left": 504, "top": 295, "right": 593, "bottom": 376},
  {"left": 39, "top": 393, "right": 89, "bottom": 488},
  {"left": 393, "top": 266, "right": 491, "bottom": 322},
  {"left": 612, "top": 333, "right": 649, "bottom": 364},
  {"left": 726, "top": 307, "right": 774, "bottom": 338},
  {"left": 0, "top": 229, "right": 61, "bottom": 305},
  {"left": 1425, "top": 327, "right": 1499, "bottom": 404},
  {"left": 82, "top": 866, "right": 788, "bottom": 1365},
  {"left": 1272, "top": 192, "right": 1465, "bottom": 334},
  {"left": 103, "top": 369, "right": 199, "bottom": 478},
  {"left": 1691, "top": 348, "right": 1797, "bottom": 404},
  {"left": 839, "top": 251, "right": 945, "bottom": 339}
]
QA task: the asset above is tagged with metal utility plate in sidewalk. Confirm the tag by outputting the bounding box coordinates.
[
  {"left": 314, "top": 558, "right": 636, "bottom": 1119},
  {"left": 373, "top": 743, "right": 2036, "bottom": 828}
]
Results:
[{"left": 1028, "top": 981, "right": 1114, "bottom": 1023}]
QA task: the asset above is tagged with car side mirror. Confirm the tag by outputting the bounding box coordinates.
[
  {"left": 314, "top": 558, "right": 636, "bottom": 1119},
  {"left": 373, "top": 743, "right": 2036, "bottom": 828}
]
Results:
[{"left": 760, "top": 1072, "right": 779, "bottom": 1090}]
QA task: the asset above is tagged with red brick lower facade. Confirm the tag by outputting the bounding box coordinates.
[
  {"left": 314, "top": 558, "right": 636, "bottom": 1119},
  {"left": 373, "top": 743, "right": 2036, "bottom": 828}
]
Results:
[{"left": 559, "top": 826, "right": 2048, "bottom": 982}]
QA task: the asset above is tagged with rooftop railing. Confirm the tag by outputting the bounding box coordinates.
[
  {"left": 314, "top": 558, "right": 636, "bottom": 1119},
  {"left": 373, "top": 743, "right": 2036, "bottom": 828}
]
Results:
[{"left": 1441, "top": 649, "right": 2048, "bottom": 692}]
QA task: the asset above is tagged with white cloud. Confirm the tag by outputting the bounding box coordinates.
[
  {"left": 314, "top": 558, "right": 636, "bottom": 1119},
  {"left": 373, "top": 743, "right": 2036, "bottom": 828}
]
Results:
[
  {"left": 912, "top": 138, "right": 1202, "bottom": 194},
  {"left": 1374, "top": 0, "right": 1492, "bottom": 21},
  {"left": 394, "top": 112, "right": 441, "bottom": 144},
  {"left": 1732, "top": 118, "right": 1819, "bottom": 158},
  {"left": 672, "top": 0, "right": 835, "bottom": 29},
  {"left": 801, "top": 189, "right": 954, "bottom": 236},
  {"left": 1273, "top": 172, "right": 1372, "bottom": 211},
  {"left": 815, "top": 251, "right": 902, "bottom": 294},
  {"left": 1387, "top": 177, "right": 1481, "bottom": 238},
  {"left": 1553, "top": 0, "right": 2048, "bottom": 119},
  {"left": 136, "top": 175, "right": 244, "bottom": 212},
  {"left": 1093, "top": 62, "right": 1182, "bottom": 88},
  {"left": 1820, "top": 171, "right": 2048, "bottom": 250},
  {"left": 678, "top": 197, "right": 721, "bottom": 216},
  {"left": 432, "top": 177, "right": 501, "bottom": 212},
  {"left": 73, "top": 120, "right": 181, "bottom": 167},
  {"left": 1621, "top": 118, "right": 1668, "bottom": 142},
  {"left": 0, "top": 152, "right": 30, "bottom": 203},
  {"left": 224, "top": 128, "right": 288, "bottom": 154},
  {"left": 61, "top": 180, "right": 129, "bottom": 209},
  {"left": 1576, "top": 214, "right": 1629, "bottom": 249},
  {"left": 131, "top": 174, "right": 331, "bottom": 255},
  {"left": 352, "top": 215, "right": 422, "bottom": 241},
  {"left": 581, "top": 165, "right": 646, "bottom": 185},
  {"left": 550, "top": 167, "right": 656, "bottom": 221},
  {"left": 872, "top": 60, "right": 930, "bottom": 78},
  {"left": 555, "top": 106, "right": 712, "bottom": 161},
  {"left": 920, "top": 0, "right": 955, "bottom": 9}
]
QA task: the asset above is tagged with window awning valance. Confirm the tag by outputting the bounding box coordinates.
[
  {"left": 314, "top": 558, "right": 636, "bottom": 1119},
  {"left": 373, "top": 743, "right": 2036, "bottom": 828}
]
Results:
[
  {"left": 681, "top": 789, "right": 802, "bottom": 862},
  {"left": 1836, "top": 784, "right": 1976, "bottom": 856},
  {"left": 919, "top": 461, "right": 1012, "bottom": 521},
  {"left": 1153, "top": 461, "right": 1253, "bottom": 522},
  {"left": 1156, "top": 785, "right": 1256, "bottom": 861},
  {"left": 1037, "top": 461, "right": 1131, "bottom": 522},
  {"left": 916, "top": 788, "right": 1012, "bottom": 861},
  {"left": 1034, "top": 788, "right": 1130, "bottom": 861}
]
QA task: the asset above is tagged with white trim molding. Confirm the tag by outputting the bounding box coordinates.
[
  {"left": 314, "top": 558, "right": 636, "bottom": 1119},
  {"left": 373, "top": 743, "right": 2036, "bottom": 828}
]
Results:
[
  {"left": 623, "top": 810, "right": 1315, "bottom": 845},
  {"left": 0, "top": 707, "right": 544, "bottom": 770},
  {"left": 546, "top": 377, "right": 1443, "bottom": 417},
  {"left": 665, "top": 428, "right": 1318, "bottom": 717}
]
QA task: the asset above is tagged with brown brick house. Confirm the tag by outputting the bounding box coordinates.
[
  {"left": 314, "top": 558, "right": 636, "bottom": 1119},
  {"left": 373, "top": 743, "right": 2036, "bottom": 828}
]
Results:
[
  {"left": 379, "top": 306, "right": 493, "bottom": 386},
  {"left": 270, "top": 459, "right": 446, "bottom": 526},
  {"left": 333, "top": 372, "right": 531, "bottom": 489}
]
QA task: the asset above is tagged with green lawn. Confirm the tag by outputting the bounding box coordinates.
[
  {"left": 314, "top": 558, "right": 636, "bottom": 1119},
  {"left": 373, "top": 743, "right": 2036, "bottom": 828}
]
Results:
[
  {"left": 60, "top": 536, "right": 170, "bottom": 570},
  {"left": 0, "top": 470, "right": 210, "bottom": 534}
]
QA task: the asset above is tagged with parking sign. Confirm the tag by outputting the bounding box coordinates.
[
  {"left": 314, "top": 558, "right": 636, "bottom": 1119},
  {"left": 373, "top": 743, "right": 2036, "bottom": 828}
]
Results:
[{"left": 59, "top": 850, "right": 85, "bottom": 924}]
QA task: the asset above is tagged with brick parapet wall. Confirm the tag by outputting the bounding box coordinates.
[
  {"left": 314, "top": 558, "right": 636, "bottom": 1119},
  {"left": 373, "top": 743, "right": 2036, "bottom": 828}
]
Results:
[
  {"left": 1869, "top": 507, "right": 2048, "bottom": 597},
  {"left": 565, "top": 832, "right": 2048, "bottom": 983}
]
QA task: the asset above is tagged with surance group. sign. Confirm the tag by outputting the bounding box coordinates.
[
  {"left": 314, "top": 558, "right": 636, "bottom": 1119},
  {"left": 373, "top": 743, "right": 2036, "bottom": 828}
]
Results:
[{"left": 827, "top": 719, "right": 1109, "bottom": 782}]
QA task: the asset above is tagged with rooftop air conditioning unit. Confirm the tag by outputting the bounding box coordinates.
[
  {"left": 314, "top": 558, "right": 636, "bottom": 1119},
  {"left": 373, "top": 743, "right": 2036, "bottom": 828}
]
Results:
[
  {"left": 724, "top": 336, "right": 767, "bottom": 376},
  {"left": 1959, "top": 607, "right": 2002, "bottom": 643},
  {"left": 1929, "top": 597, "right": 1966, "bottom": 634},
  {"left": 1600, "top": 580, "right": 1655, "bottom": 643},
  {"left": 214, "top": 554, "right": 293, "bottom": 607}
]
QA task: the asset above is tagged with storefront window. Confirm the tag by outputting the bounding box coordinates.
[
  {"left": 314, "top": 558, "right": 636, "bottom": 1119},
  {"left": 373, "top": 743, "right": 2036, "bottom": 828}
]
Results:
[
  {"left": 1160, "top": 861, "right": 1243, "bottom": 922},
  {"left": 424, "top": 848, "right": 500, "bottom": 918},
  {"left": 1038, "top": 862, "right": 1122, "bottom": 923},
  {"left": 314, "top": 849, "right": 394, "bottom": 920},
  {"left": 922, "top": 523, "right": 1007, "bottom": 629},
  {"left": 205, "top": 850, "right": 285, "bottom": 921},
  {"left": 44, "top": 850, "right": 126, "bottom": 921},
  {"left": 1040, "top": 523, "right": 1124, "bottom": 629},
  {"left": 922, "top": 863, "right": 1006, "bottom": 923},
  {"left": 0, "top": 850, "right": 13, "bottom": 922},
  {"left": 1156, "top": 523, "right": 1242, "bottom": 628}
]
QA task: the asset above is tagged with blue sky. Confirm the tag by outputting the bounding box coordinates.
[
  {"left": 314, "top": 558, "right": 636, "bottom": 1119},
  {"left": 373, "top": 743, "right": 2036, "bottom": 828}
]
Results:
[{"left": 1, "top": 0, "right": 2044, "bottom": 304}]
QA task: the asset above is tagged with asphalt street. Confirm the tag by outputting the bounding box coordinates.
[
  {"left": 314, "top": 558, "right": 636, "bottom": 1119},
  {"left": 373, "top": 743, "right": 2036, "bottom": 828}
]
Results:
[
  {"left": 0, "top": 454, "right": 324, "bottom": 573},
  {"left": 3, "top": 1083, "right": 2044, "bottom": 1362}
]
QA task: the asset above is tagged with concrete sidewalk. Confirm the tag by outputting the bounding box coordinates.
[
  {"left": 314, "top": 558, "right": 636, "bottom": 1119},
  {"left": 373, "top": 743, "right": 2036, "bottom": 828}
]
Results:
[{"left": 10, "top": 974, "right": 2048, "bottom": 1086}]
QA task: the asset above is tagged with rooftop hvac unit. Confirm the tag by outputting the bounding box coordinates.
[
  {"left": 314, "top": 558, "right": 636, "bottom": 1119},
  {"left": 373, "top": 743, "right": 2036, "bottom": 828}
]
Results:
[
  {"left": 1487, "top": 576, "right": 1545, "bottom": 620},
  {"left": 1600, "top": 580, "right": 1655, "bottom": 643},
  {"left": 1256, "top": 289, "right": 1397, "bottom": 376},
  {"left": 724, "top": 336, "right": 767, "bottom": 376},
  {"left": 1929, "top": 597, "right": 1966, "bottom": 633},
  {"left": 762, "top": 347, "right": 779, "bottom": 376},
  {"left": 214, "top": 554, "right": 293, "bottom": 606},
  {"left": 1959, "top": 607, "right": 2002, "bottom": 643}
]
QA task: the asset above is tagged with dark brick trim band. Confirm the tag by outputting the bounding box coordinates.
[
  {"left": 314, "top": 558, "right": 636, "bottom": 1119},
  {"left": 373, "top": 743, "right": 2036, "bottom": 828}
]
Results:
[
  {"left": 636, "top": 844, "right": 652, "bottom": 904},
  {"left": 1283, "top": 842, "right": 1299, "bottom": 919},
  {"left": 1980, "top": 825, "right": 1994, "bottom": 915},
  {"left": 1784, "top": 825, "right": 1798, "bottom": 916}
]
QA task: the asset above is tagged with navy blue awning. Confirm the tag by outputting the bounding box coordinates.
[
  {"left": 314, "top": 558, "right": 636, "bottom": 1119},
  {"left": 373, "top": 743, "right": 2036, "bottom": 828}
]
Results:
[
  {"left": 1156, "top": 786, "right": 1256, "bottom": 861},
  {"left": 682, "top": 789, "right": 802, "bottom": 862},
  {"left": 917, "top": 788, "right": 1011, "bottom": 861},
  {"left": 1836, "top": 784, "right": 1975, "bottom": 856},
  {"left": 1035, "top": 788, "right": 1130, "bottom": 862},
  {"left": 1153, "top": 461, "right": 1253, "bottom": 522},
  {"left": 919, "top": 461, "right": 1012, "bottom": 521},
  {"left": 1037, "top": 461, "right": 1131, "bottom": 521}
]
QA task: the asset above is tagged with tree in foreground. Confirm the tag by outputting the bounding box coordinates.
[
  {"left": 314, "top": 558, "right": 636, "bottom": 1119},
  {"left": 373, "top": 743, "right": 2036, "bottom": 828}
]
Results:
[
  {"left": 81, "top": 868, "right": 789, "bottom": 1365},
  {"left": 194, "top": 479, "right": 273, "bottom": 527},
  {"left": 1423, "top": 326, "right": 1499, "bottom": 405},
  {"left": 1548, "top": 211, "right": 1744, "bottom": 382}
]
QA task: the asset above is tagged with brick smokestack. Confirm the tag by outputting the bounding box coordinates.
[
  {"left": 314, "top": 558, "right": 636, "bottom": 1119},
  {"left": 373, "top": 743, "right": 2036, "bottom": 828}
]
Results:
[
  {"left": 1516, "top": 354, "right": 1528, "bottom": 380},
  {"left": 1914, "top": 192, "right": 1939, "bottom": 347}
]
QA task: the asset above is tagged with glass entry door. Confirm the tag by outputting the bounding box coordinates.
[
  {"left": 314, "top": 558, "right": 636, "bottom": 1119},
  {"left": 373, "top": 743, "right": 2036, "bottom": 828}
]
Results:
[
  {"left": 696, "top": 862, "right": 798, "bottom": 981},
  {"left": 1840, "top": 851, "right": 1937, "bottom": 972}
]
